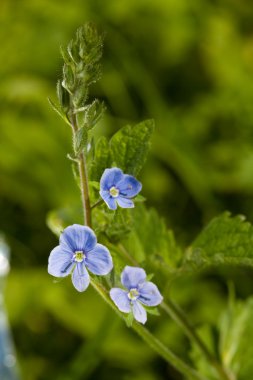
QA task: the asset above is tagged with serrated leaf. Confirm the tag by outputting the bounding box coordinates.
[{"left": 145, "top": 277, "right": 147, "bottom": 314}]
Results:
[
  {"left": 105, "top": 208, "right": 133, "bottom": 243},
  {"left": 186, "top": 212, "right": 253, "bottom": 270},
  {"left": 123, "top": 204, "right": 182, "bottom": 271},
  {"left": 110, "top": 119, "right": 155, "bottom": 176},
  {"left": 89, "top": 136, "right": 111, "bottom": 181}
]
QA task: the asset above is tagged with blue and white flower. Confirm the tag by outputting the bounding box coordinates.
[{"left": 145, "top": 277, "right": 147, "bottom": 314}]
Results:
[
  {"left": 99, "top": 167, "right": 142, "bottom": 210},
  {"left": 110, "top": 266, "right": 163, "bottom": 324},
  {"left": 48, "top": 224, "right": 113, "bottom": 292}
]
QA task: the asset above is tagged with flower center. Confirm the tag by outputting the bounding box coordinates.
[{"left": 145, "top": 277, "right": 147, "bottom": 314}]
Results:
[
  {"left": 128, "top": 288, "right": 139, "bottom": 301},
  {"left": 109, "top": 186, "right": 119, "bottom": 198},
  {"left": 74, "top": 250, "right": 85, "bottom": 262}
]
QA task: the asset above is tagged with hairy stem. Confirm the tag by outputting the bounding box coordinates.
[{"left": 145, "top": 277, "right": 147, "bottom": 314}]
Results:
[
  {"left": 70, "top": 114, "right": 91, "bottom": 227},
  {"left": 78, "top": 152, "right": 91, "bottom": 227}
]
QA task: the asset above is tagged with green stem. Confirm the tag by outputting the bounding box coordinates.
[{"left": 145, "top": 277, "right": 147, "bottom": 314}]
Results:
[
  {"left": 70, "top": 113, "right": 91, "bottom": 227},
  {"left": 116, "top": 244, "right": 233, "bottom": 380},
  {"left": 78, "top": 152, "right": 91, "bottom": 227},
  {"left": 90, "top": 277, "right": 208, "bottom": 380}
]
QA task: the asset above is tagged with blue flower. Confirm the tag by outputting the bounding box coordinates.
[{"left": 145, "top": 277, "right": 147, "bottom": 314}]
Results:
[
  {"left": 48, "top": 224, "right": 113, "bottom": 292},
  {"left": 110, "top": 266, "right": 163, "bottom": 324},
  {"left": 99, "top": 168, "right": 142, "bottom": 210}
]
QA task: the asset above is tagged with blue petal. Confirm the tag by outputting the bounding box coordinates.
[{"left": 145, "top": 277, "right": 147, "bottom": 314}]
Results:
[
  {"left": 100, "top": 168, "right": 124, "bottom": 191},
  {"left": 116, "top": 197, "right": 134, "bottom": 208},
  {"left": 99, "top": 190, "right": 117, "bottom": 210},
  {"left": 85, "top": 244, "right": 113, "bottom": 275},
  {"left": 48, "top": 245, "right": 74, "bottom": 277},
  {"left": 60, "top": 224, "right": 97, "bottom": 252},
  {"left": 138, "top": 281, "right": 163, "bottom": 306},
  {"left": 117, "top": 175, "right": 142, "bottom": 197},
  {"left": 71, "top": 263, "right": 90, "bottom": 292},
  {"left": 133, "top": 301, "right": 147, "bottom": 324},
  {"left": 121, "top": 266, "right": 146, "bottom": 290},
  {"left": 110, "top": 288, "right": 131, "bottom": 313}
]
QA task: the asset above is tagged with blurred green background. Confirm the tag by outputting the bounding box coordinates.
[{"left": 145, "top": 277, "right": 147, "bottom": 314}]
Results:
[{"left": 1, "top": 0, "right": 253, "bottom": 379}]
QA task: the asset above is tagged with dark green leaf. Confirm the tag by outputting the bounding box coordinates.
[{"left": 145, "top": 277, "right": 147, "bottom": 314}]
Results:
[
  {"left": 89, "top": 136, "right": 111, "bottom": 181},
  {"left": 110, "top": 119, "right": 155, "bottom": 176},
  {"left": 186, "top": 212, "right": 253, "bottom": 270},
  {"left": 123, "top": 204, "right": 182, "bottom": 270}
]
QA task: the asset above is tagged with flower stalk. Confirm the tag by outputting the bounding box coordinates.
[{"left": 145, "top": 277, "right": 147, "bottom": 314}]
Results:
[{"left": 70, "top": 113, "right": 91, "bottom": 227}]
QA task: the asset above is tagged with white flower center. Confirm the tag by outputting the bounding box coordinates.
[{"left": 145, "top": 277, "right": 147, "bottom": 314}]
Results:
[
  {"left": 127, "top": 288, "right": 139, "bottom": 301},
  {"left": 74, "top": 250, "right": 85, "bottom": 262},
  {"left": 109, "top": 186, "right": 119, "bottom": 198}
]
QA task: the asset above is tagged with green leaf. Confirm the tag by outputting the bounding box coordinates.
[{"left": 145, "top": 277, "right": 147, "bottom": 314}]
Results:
[
  {"left": 189, "top": 324, "right": 219, "bottom": 380},
  {"left": 123, "top": 204, "right": 182, "bottom": 271},
  {"left": 186, "top": 212, "right": 253, "bottom": 270},
  {"left": 125, "top": 311, "right": 134, "bottom": 327},
  {"left": 191, "top": 297, "right": 253, "bottom": 380},
  {"left": 56, "top": 80, "right": 70, "bottom": 112},
  {"left": 85, "top": 99, "right": 105, "bottom": 130},
  {"left": 219, "top": 297, "right": 253, "bottom": 380},
  {"left": 110, "top": 119, "right": 155, "bottom": 176},
  {"left": 47, "top": 97, "right": 70, "bottom": 125},
  {"left": 145, "top": 307, "right": 160, "bottom": 316},
  {"left": 89, "top": 136, "right": 111, "bottom": 181},
  {"left": 74, "top": 127, "right": 88, "bottom": 155}
]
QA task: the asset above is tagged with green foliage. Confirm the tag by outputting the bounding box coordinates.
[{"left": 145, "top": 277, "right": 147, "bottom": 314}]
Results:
[
  {"left": 110, "top": 119, "right": 155, "bottom": 176},
  {"left": 186, "top": 212, "right": 253, "bottom": 270},
  {"left": 219, "top": 298, "right": 253, "bottom": 379},
  {"left": 190, "top": 297, "right": 253, "bottom": 380},
  {"left": 89, "top": 119, "right": 155, "bottom": 181},
  {"left": 89, "top": 136, "right": 111, "bottom": 182},
  {"left": 123, "top": 204, "right": 182, "bottom": 271}
]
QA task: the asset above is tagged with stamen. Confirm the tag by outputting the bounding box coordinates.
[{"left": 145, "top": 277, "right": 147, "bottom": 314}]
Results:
[
  {"left": 74, "top": 250, "right": 85, "bottom": 262},
  {"left": 128, "top": 288, "right": 139, "bottom": 301},
  {"left": 109, "top": 186, "right": 119, "bottom": 198}
]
